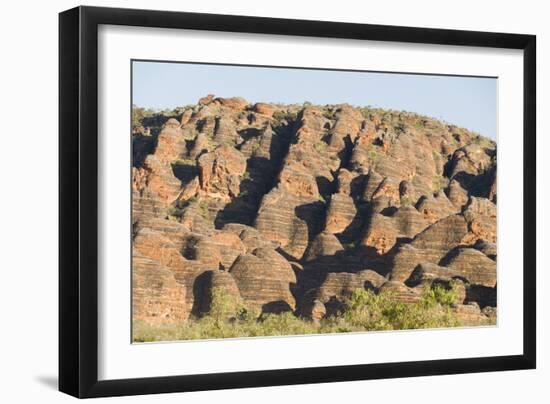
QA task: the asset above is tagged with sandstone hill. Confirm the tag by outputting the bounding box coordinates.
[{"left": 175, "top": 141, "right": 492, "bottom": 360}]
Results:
[{"left": 132, "top": 96, "right": 497, "bottom": 330}]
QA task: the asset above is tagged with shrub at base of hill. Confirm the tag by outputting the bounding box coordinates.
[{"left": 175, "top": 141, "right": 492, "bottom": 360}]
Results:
[{"left": 132, "top": 285, "right": 482, "bottom": 342}]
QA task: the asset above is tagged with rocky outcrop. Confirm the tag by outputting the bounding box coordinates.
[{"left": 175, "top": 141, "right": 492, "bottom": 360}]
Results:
[
  {"left": 132, "top": 252, "right": 188, "bottom": 324},
  {"left": 198, "top": 94, "right": 215, "bottom": 105},
  {"left": 474, "top": 239, "right": 497, "bottom": 260},
  {"left": 389, "top": 214, "right": 469, "bottom": 282},
  {"left": 131, "top": 98, "right": 497, "bottom": 327},
  {"left": 443, "top": 248, "right": 497, "bottom": 287},
  {"left": 324, "top": 193, "right": 357, "bottom": 234},
  {"left": 301, "top": 270, "right": 387, "bottom": 316},
  {"left": 462, "top": 197, "right": 497, "bottom": 244},
  {"left": 452, "top": 303, "right": 488, "bottom": 325},
  {"left": 254, "top": 186, "right": 320, "bottom": 259},
  {"left": 133, "top": 228, "right": 204, "bottom": 315},
  {"left": 214, "top": 96, "right": 249, "bottom": 111},
  {"left": 221, "top": 223, "right": 278, "bottom": 252},
  {"left": 197, "top": 145, "right": 247, "bottom": 201},
  {"left": 378, "top": 281, "right": 422, "bottom": 304},
  {"left": 209, "top": 231, "right": 247, "bottom": 269},
  {"left": 253, "top": 102, "right": 277, "bottom": 117},
  {"left": 416, "top": 191, "right": 459, "bottom": 224},
  {"left": 361, "top": 205, "right": 429, "bottom": 254},
  {"left": 133, "top": 155, "right": 182, "bottom": 204},
  {"left": 196, "top": 270, "right": 242, "bottom": 314},
  {"left": 229, "top": 248, "right": 297, "bottom": 312},
  {"left": 304, "top": 232, "right": 344, "bottom": 261},
  {"left": 406, "top": 263, "right": 464, "bottom": 287},
  {"left": 189, "top": 132, "right": 210, "bottom": 159},
  {"left": 446, "top": 179, "right": 469, "bottom": 208}
]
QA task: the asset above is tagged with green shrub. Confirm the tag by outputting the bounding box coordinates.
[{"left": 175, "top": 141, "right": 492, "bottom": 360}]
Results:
[
  {"left": 359, "top": 107, "right": 373, "bottom": 120},
  {"left": 470, "top": 134, "right": 494, "bottom": 149},
  {"left": 394, "top": 122, "right": 406, "bottom": 133},
  {"left": 322, "top": 109, "right": 335, "bottom": 120},
  {"left": 272, "top": 110, "right": 298, "bottom": 123},
  {"left": 172, "top": 157, "right": 196, "bottom": 166},
  {"left": 432, "top": 175, "right": 448, "bottom": 191},
  {"left": 413, "top": 118, "right": 427, "bottom": 129},
  {"left": 133, "top": 284, "right": 467, "bottom": 342},
  {"left": 165, "top": 197, "right": 210, "bottom": 221},
  {"left": 132, "top": 105, "right": 146, "bottom": 130},
  {"left": 400, "top": 196, "right": 411, "bottom": 207},
  {"left": 366, "top": 144, "right": 379, "bottom": 164},
  {"left": 342, "top": 241, "right": 357, "bottom": 250},
  {"left": 314, "top": 142, "right": 327, "bottom": 153},
  {"left": 426, "top": 283, "right": 459, "bottom": 306},
  {"left": 166, "top": 205, "right": 185, "bottom": 220},
  {"left": 340, "top": 287, "right": 460, "bottom": 331},
  {"left": 198, "top": 200, "right": 210, "bottom": 218}
]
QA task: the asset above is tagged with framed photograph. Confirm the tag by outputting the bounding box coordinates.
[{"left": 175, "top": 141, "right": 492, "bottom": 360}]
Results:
[{"left": 59, "top": 6, "right": 536, "bottom": 398}]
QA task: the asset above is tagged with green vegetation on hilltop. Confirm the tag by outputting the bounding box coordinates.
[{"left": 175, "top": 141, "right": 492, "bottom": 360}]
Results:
[{"left": 133, "top": 101, "right": 496, "bottom": 153}]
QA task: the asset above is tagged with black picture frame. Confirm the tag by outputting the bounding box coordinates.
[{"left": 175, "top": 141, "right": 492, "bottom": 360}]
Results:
[{"left": 59, "top": 5, "right": 536, "bottom": 398}]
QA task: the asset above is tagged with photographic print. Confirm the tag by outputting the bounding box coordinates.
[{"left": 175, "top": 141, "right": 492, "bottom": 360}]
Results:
[{"left": 131, "top": 61, "right": 497, "bottom": 343}]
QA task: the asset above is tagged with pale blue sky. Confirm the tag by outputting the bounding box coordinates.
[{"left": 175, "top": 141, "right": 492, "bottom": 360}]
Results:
[{"left": 132, "top": 61, "right": 497, "bottom": 140}]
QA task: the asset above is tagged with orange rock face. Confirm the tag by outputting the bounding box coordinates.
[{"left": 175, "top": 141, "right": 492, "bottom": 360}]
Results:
[
  {"left": 132, "top": 253, "right": 188, "bottom": 324},
  {"left": 131, "top": 99, "right": 497, "bottom": 328},
  {"left": 198, "top": 145, "right": 247, "bottom": 201},
  {"left": 230, "top": 248, "right": 297, "bottom": 312},
  {"left": 214, "top": 96, "right": 249, "bottom": 111},
  {"left": 253, "top": 102, "right": 277, "bottom": 117}
]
